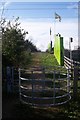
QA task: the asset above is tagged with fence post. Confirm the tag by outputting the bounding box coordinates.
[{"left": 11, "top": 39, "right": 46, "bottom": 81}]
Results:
[
  {"left": 6, "top": 66, "right": 12, "bottom": 93},
  {"left": 19, "top": 68, "right": 21, "bottom": 101},
  {"left": 31, "top": 70, "right": 34, "bottom": 106},
  {"left": 73, "top": 66, "right": 78, "bottom": 100},
  {"left": 53, "top": 70, "right": 55, "bottom": 104},
  {"left": 42, "top": 67, "right": 45, "bottom": 91},
  {"left": 67, "top": 68, "right": 70, "bottom": 93},
  {"left": 11, "top": 67, "right": 14, "bottom": 93}
]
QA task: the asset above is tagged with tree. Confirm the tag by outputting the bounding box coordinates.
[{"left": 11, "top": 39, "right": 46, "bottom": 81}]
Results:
[
  {"left": 24, "top": 39, "right": 38, "bottom": 52},
  {"left": 2, "top": 17, "right": 27, "bottom": 67}
]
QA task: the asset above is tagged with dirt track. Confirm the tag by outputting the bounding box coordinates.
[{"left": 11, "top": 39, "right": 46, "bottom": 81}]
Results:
[{"left": 3, "top": 93, "right": 69, "bottom": 120}]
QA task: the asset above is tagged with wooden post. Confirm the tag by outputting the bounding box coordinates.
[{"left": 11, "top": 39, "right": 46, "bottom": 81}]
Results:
[
  {"left": 11, "top": 67, "right": 14, "bottom": 93},
  {"left": 31, "top": 70, "right": 34, "bottom": 106},
  {"left": 73, "top": 66, "right": 78, "bottom": 100},
  {"left": 19, "top": 68, "right": 21, "bottom": 101},
  {"left": 42, "top": 67, "right": 45, "bottom": 91},
  {"left": 53, "top": 71, "right": 55, "bottom": 104},
  {"left": 6, "top": 66, "right": 11, "bottom": 93}
]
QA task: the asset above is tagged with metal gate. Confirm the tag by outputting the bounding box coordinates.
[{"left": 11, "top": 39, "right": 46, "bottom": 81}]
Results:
[{"left": 19, "top": 66, "right": 71, "bottom": 107}]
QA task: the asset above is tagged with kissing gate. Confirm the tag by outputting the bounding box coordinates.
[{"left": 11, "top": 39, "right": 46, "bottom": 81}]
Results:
[{"left": 19, "top": 66, "right": 71, "bottom": 107}]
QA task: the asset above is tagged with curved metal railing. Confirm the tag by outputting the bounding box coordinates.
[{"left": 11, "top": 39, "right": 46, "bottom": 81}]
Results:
[{"left": 19, "top": 66, "right": 71, "bottom": 107}]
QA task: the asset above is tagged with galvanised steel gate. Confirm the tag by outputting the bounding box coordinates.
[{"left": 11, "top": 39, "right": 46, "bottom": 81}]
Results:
[{"left": 19, "top": 66, "right": 71, "bottom": 107}]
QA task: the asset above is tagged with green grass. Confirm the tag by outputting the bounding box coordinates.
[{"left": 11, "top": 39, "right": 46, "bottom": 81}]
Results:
[
  {"left": 26, "top": 52, "right": 59, "bottom": 68},
  {"left": 40, "top": 52, "right": 59, "bottom": 67}
]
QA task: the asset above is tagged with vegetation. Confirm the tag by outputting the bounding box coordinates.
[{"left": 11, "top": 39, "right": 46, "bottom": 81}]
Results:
[
  {"left": 2, "top": 17, "right": 38, "bottom": 67},
  {"left": 3, "top": 91, "right": 80, "bottom": 119},
  {"left": 27, "top": 52, "right": 59, "bottom": 68},
  {"left": 2, "top": 52, "right": 80, "bottom": 120},
  {"left": 40, "top": 52, "right": 58, "bottom": 67},
  {"left": 64, "top": 48, "right": 80, "bottom": 62}
]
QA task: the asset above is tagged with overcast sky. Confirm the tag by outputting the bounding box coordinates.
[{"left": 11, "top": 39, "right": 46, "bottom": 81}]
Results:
[{"left": 0, "top": 1, "right": 78, "bottom": 51}]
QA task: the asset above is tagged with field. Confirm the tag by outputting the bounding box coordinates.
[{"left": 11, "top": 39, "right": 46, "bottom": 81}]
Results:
[
  {"left": 26, "top": 52, "right": 58, "bottom": 67},
  {"left": 2, "top": 52, "right": 80, "bottom": 120}
]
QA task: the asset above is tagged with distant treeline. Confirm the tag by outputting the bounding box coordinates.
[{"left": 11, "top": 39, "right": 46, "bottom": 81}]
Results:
[
  {"left": 46, "top": 46, "right": 80, "bottom": 62},
  {"left": 64, "top": 48, "right": 80, "bottom": 62},
  {"left": 24, "top": 40, "right": 38, "bottom": 52}
]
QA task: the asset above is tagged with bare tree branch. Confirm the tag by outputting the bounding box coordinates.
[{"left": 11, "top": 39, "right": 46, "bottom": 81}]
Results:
[{"left": 0, "top": 1, "right": 6, "bottom": 26}]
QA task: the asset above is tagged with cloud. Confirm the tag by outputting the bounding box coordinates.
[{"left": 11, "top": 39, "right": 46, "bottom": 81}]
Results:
[
  {"left": 40, "top": 32, "right": 48, "bottom": 36},
  {"left": 64, "top": 37, "right": 78, "bottom": 50},
  {"left": 67, "top": 3, "right": 78, "bottom": 9},
  {"left": 19, "top": 18, "right": 78, "bottom": 51},
  {"left": 55, "top": 19, "right": 78, "bottom": 38},
  {"left": 20, "top": 20, "right": 53, "bottom": 51}
]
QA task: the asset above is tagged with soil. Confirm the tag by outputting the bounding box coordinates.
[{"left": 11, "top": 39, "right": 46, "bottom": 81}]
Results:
[{"left": 2, "top": 92, "right": 68, "bottom": 120}]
